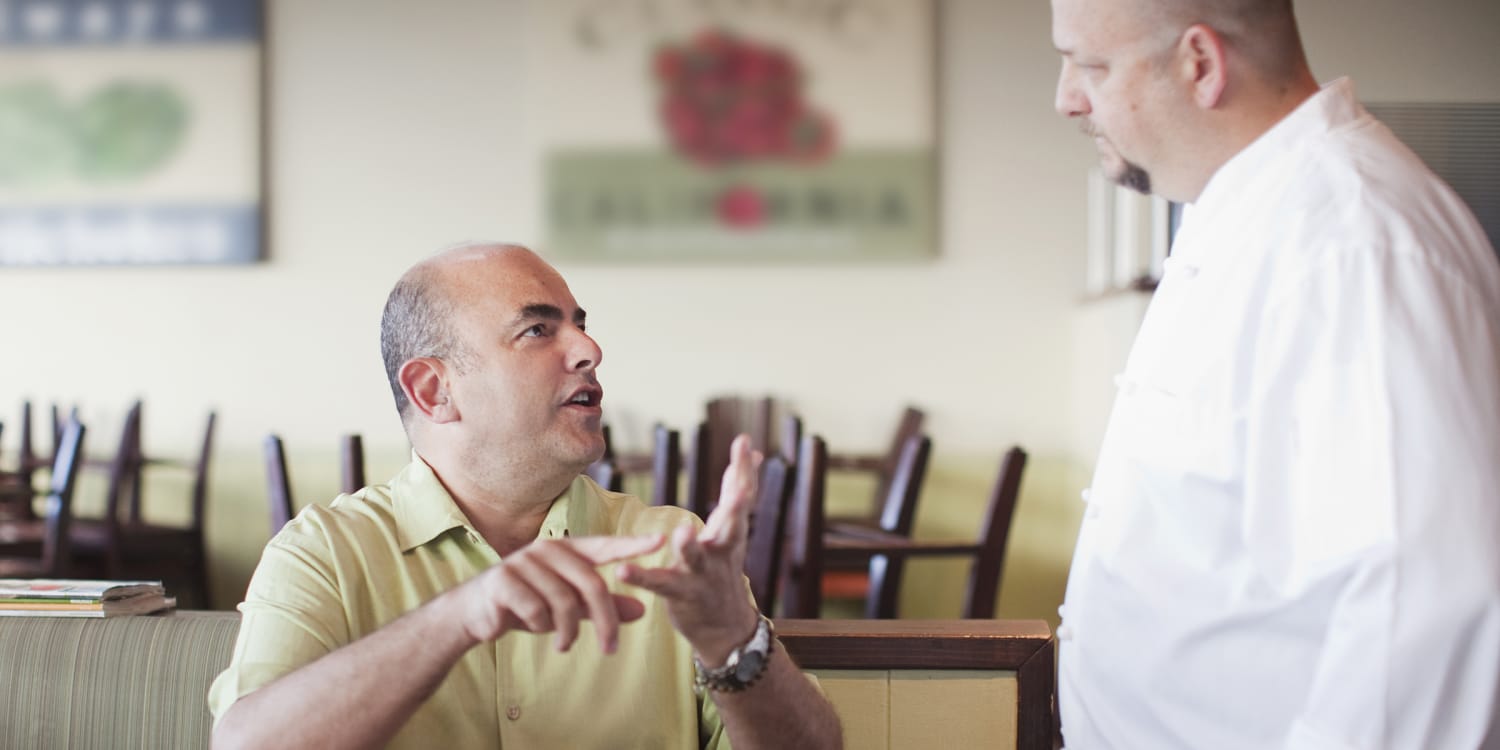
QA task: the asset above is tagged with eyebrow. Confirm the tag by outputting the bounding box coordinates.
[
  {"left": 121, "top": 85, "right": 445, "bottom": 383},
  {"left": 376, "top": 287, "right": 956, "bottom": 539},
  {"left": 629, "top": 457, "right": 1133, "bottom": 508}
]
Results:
[{"left": 513, "top": 303, "right": 586, "bottom": 326}]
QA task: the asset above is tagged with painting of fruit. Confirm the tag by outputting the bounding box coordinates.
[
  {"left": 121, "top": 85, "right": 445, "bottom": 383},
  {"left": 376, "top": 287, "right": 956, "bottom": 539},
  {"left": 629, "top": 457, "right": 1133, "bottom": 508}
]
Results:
[{"left": 653, "top": 28, "right": 837, "bottom": 167}]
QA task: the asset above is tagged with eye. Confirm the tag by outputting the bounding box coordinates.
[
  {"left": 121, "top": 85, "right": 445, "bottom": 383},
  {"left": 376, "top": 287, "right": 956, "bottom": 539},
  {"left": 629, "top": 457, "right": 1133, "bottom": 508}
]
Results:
[{"left": 522, "top": 323, "right": 548, "bottom": 338}]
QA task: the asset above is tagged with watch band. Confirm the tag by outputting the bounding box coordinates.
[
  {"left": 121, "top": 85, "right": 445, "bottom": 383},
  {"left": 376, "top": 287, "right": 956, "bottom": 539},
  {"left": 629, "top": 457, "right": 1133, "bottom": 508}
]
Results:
[{"left": 693, "top": 615, "right": 775, "bottom": 693}]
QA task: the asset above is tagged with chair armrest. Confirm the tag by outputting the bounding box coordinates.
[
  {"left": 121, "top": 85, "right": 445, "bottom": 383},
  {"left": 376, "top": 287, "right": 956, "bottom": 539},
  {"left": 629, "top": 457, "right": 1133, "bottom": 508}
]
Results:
[
  {"left": 823, "top": 534, "right": 984, "bottom": 560},
  {"left": 825, "top": 455, "right": 887, "bottom": 473}
]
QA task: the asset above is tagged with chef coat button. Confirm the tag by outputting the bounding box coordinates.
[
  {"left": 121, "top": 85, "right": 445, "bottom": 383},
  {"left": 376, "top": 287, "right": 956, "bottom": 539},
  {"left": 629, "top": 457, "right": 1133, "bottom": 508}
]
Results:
[
  {"left": 1080, "top": 488, "right": 1092, "bottom": 503},
  {"left": 1086, "top": 504, "right": 1102, "bottom": 520},
  {"left": 1058, "top": 625, "right": 1075, "bottom": 641},
  {"left": 1057, "top": 604, "right": 1068, "bottom": 619},
  {"left": 507, "top": 705, "right": 521, "bottom": 721}
]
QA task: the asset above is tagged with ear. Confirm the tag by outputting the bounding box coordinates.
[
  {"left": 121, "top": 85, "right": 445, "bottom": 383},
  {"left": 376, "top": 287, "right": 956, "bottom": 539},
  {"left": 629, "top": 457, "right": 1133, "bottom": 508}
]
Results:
[
  {"left": 399, "top": 357, "right": 460, "bottom": 424},
  {"left": 1178, "top": 24, "right": 1228, "bottom": 109}
]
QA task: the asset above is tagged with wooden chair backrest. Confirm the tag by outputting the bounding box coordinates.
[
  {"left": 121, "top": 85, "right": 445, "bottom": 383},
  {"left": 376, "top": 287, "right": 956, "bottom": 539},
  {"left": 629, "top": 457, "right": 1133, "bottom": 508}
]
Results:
[
  {"left": 263, "top": 434, "right": 295, "bottom": 533},
  {"left": 744, "top": 454, "right": 794, "bottom": 614},
  {"left": 782, "top": 434, "right": 827, "bottom": 619},
  {"left": 650, "top": 424, "right": 681, "bottom": 507},
  {"left": 38, "top": 419, "right": 86, "bottom": 576}
]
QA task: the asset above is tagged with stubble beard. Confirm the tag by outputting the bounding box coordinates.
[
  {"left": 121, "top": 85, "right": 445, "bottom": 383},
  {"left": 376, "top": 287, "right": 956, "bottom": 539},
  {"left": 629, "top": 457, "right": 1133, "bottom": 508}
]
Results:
[{"left": 1083, "top": 120, "right": 1153, "bottom": 195}]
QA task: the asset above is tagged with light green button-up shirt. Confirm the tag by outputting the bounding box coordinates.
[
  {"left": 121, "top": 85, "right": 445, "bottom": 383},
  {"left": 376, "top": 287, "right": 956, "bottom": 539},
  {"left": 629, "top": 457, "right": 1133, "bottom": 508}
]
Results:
[{"left": 209, "top": 454, "right": 726, "bottom": 748}]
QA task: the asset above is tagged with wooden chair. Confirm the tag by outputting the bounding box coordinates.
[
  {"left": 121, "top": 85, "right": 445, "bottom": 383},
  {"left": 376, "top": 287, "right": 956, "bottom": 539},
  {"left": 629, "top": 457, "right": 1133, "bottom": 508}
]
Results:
[
  {"left": 828, "top": 406, "right": 926, "bottom": 525},
  {"left": 0, "top": 418, "right": 86, "bottom": 577},
  {"left": 820, "top": 433, "right": 932, "bottom": 618},
  {"left": 823, "top": 446, "right": 1029, "bottom": 619},
  {"left": 264, "top": 433, "right": 368, "bottom": 534},
  {"left": 743, "top": 453, "right": 794, "bottom": 614},
  {"left": 647, "top": 425, "right": 681, "bottom": 506},
  {"left": 340, "top": 434, "right": 366, "bottom": 496},
  {"left": 71, "top": 407, "right": 216, "bottom": 609},
  {"left": 780, "top": 434, "right": 827, "bottom": 618},
  {"left": 686, "top": 396, "right": 781, "bottom": 517}
]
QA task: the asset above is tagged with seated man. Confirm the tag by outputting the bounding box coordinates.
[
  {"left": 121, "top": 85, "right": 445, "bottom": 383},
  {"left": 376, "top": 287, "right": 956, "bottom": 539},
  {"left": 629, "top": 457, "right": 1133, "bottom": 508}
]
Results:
[{"left": 210, "top": 243, "right": 842, "bottom": 749}]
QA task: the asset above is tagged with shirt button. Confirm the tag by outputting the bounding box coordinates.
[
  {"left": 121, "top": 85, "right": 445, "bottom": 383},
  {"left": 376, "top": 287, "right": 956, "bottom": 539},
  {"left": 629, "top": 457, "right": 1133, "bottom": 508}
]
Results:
[{"left": 506, "top": 705, "right": 521, "bottom": 721}]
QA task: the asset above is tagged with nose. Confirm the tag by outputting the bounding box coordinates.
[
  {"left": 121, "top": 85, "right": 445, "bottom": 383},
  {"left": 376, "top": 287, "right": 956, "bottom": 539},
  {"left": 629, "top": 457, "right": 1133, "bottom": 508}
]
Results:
[
  {"left": 567, "top": 326, "right": 603, "bottom": 373},
  {"left": 1054, "top": 60, "right": 1088, "bottom": 118}
]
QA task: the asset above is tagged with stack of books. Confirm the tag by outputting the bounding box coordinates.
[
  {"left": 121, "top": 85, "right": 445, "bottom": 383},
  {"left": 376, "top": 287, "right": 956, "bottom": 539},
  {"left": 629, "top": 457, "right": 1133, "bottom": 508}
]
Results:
[{"left": 0, "top": 579, "right": 176, "bottom": 618}]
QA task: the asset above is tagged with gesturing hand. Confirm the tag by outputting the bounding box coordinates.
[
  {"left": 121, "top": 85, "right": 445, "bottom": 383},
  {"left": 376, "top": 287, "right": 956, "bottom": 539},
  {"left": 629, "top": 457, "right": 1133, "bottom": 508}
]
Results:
[
  {"left": 457, "top": 534, "right": 664, "bottom": 654},
  {"left": 617, "top": 434, "right": 765, "bottom": 665}
]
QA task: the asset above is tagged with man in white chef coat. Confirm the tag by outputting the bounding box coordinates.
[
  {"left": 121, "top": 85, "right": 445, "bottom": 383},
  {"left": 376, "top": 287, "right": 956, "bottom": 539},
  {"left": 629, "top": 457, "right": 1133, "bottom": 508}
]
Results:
[{"left": 1050, "top": 0, "right": 1500, "bottom": 747}]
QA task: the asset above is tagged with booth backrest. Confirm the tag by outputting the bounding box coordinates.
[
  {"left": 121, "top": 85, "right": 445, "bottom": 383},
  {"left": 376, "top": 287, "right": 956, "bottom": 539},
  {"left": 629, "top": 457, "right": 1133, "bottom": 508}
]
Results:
[
  {"left": 0, "top": 613, "right": 1053, "bottom": 749},
  {"left": 0, "top": 611, "right": 238, "bottom": 749}
]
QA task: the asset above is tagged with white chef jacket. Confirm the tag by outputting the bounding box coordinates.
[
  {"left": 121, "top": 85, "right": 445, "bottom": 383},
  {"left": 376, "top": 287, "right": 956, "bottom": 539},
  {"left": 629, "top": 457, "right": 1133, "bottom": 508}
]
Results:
[{"left": 1059, "top": 78, "right": 1500, "bottom": 750}]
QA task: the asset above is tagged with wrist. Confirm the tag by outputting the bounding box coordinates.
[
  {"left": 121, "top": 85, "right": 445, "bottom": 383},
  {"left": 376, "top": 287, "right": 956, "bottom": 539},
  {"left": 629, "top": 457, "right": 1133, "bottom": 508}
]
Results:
[
  {"left": 693, "top": 614, "right": 776, "bottom": 693},
  {"left": 690, "top": 610, "right": 761, "bottom": 667}
]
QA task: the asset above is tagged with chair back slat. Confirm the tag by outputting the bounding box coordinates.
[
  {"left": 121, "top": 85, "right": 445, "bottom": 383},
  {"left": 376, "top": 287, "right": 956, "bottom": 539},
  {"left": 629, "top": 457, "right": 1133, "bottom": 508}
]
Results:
[
  {"left": 38, "top": 419, "right": 86, "bottom": 576},
  {"left": 340, "top": 434, "right": 366, "bottom": 494},
  {"left": 782, "top": 434, "right": 827, "bottom": 619},
  {"left": 264, "top": 435, "right": 295, "bottom": 533},
  {"left": 962, "top": 446, "right": 1028, "bottom": 619},
  {"left": 744, "top": 454, "right": 793, "bottom": 614},
  {"left": 650, "top": 425, "right": 680, "bottom": 507}
]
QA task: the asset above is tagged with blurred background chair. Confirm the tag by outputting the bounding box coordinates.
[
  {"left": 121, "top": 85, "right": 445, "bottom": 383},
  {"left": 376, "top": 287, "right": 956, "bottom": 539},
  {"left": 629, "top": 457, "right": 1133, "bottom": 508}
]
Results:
[
  {"left": 743, "top": 452, "right": 795, "bottom": 614},
  {"left": 823, "top": 446, "right": 1028, "bottom": 619},
  {"left": 780, "top": 433, "right": 827, "bottom": 619},
  {"left": 0, "top": 418, "right": 86, "bottom": 577},
  {"left": 70, "top": 404, "right": 216, "bottom": 609},
  {"left": 826, "top": 406, "right": 926, "bottom": 527},
  {"left": 685, "top": 395, "right": 784, "bottom": 518},
  {"left": 821, "top": 433, "right": 932, "bottom": 618},
  {"left": 264, "top": 432, "right": 368, "bottom": 534}
]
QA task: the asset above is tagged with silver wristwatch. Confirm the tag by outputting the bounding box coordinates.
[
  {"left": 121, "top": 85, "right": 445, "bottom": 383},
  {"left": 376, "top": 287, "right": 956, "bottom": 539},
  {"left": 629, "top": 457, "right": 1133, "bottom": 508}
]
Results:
[{"left": 693, "top": 615, "right": 775, "bottom": 692}]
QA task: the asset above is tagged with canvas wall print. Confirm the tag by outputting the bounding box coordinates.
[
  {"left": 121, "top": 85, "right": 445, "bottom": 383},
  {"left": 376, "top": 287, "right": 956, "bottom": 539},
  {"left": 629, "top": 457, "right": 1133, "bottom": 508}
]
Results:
[
  {"left": 0, "top": 0, "right": 262, "bottom": 266},
  {"left": 530, "top": 1, "right": 937, "bottom": 262}
]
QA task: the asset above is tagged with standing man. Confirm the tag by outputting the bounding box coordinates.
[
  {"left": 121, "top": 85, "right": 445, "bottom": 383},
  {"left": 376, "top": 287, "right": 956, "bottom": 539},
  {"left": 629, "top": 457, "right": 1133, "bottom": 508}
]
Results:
[
  {"left": 210, "top": 243, "right": 842, "bottom": 749},
  {"left": 1052, "top": 1, "right": 1500, "bottom": 748}
]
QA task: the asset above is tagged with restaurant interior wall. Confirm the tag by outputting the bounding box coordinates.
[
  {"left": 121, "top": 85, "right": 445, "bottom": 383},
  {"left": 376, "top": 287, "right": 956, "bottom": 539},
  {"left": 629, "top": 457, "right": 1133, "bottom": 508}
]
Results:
[{"left": 0, "top": 0, "right": 1495, "bottom": 620}]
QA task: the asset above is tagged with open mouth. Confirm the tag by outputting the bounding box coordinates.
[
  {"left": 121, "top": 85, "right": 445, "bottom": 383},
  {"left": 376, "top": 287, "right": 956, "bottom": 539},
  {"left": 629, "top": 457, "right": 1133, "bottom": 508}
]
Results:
[{"left": 563, "top": 386, "right": 603, "bottom": 409}]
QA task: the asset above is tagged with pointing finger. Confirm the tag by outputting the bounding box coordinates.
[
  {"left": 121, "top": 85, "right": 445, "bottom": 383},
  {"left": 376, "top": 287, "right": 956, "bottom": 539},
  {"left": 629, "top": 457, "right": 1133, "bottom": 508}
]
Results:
[{"left": 567, "top": 534, "right": 665, "bottom": 565}]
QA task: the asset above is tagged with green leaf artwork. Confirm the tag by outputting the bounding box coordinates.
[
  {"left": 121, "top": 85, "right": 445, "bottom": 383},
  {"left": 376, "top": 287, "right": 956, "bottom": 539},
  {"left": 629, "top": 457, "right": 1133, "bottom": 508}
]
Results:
[
  {"left": 0, "top": 79, "right": 190, "bottom": 187},
  {"left": 74, "top": 81, "right": 190, "bottom": 181}
]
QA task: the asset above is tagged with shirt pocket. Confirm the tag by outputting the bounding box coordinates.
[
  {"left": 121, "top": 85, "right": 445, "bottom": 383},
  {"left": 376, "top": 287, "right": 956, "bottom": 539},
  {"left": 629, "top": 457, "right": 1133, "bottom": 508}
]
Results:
[{"left": 1093, "top": 374, "right": 1246, "bottom": 569}]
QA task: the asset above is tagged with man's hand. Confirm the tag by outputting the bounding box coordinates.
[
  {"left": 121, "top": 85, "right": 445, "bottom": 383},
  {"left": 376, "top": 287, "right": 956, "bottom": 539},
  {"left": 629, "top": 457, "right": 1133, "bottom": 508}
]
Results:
[
  {"left": 456, "top": 534, "right": 664, "bottom": 654},
  {"left": 617, "top": 434, "right": 765, "bottom": 664}
]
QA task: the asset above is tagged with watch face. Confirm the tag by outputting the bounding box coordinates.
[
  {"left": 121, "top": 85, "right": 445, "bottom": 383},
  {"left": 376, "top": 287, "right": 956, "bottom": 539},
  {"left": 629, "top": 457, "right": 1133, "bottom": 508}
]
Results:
[{"left": 734, "top": 651, "right": 766, "bottom": 683}]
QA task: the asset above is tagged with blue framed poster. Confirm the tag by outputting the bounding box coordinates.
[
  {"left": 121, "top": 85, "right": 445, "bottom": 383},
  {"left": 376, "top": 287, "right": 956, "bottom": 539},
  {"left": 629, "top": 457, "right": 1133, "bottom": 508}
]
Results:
[
  {"left": 530, "top": 0, "right": 938, "bottom": 262},
  {"left": 0, "top": 0, "right": 262, "bottom": 266}
]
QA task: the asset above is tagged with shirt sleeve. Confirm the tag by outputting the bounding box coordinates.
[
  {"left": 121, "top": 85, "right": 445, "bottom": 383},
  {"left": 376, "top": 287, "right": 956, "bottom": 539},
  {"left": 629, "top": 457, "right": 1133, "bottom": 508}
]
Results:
[
  {"left": 1244, "top": 245, "right": 1500, "bottom": 749},
  {"left": 206, "top": 525, "right": 352, "bottom": 722}
]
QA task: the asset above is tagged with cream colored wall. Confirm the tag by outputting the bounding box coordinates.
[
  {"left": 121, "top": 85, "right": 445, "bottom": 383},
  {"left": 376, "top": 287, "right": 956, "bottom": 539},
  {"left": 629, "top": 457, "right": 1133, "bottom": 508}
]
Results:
[{"left": 0, "top": 0, "right": 1496, "bottom": 617}]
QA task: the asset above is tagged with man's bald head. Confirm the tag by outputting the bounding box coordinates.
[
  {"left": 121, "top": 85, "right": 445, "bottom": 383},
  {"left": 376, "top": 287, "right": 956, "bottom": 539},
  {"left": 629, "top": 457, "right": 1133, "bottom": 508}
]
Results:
[
  {"left": 1135, "top": 0, "right": 1307, "bottom": 84},
  {"left": 379, "top": 243, "right": 536, "bottom": 422}
]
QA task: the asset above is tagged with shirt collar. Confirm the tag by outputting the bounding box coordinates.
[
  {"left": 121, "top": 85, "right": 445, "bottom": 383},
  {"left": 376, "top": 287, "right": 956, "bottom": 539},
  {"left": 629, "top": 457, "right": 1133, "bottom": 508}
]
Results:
[
  {"left": 1178, "top": 78, "right": 1365, "bottom": 261},
  {"left": 391, "top": 450, "right": 608, "bottom": 552}
]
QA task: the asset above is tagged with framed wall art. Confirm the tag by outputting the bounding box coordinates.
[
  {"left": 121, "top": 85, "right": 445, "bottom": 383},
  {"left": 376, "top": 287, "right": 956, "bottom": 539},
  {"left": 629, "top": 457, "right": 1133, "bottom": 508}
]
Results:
[
  {"left": 0, "top": 0, "right": 262, "bottom": 266},
  {"left": 529, "top": 0, "right": 938, "bottom": 262}
]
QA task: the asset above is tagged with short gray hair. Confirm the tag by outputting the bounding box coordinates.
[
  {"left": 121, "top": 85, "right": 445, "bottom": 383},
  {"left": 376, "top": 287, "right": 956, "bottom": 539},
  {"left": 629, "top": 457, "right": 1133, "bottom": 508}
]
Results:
[{"left": 379, "top": 263, "right": 468, "bottom": 421}]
